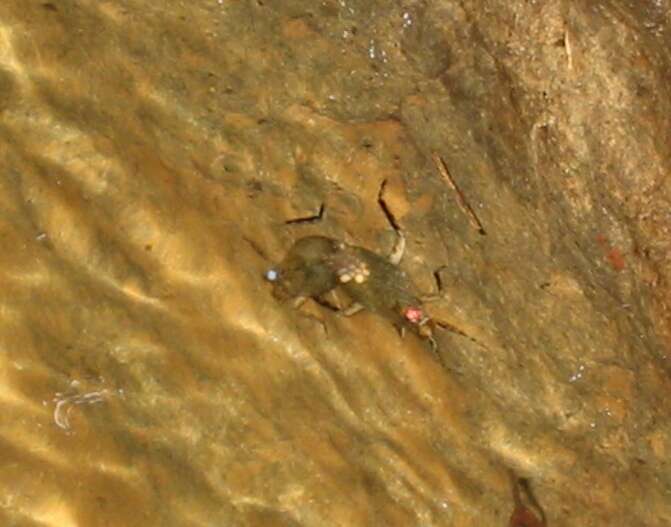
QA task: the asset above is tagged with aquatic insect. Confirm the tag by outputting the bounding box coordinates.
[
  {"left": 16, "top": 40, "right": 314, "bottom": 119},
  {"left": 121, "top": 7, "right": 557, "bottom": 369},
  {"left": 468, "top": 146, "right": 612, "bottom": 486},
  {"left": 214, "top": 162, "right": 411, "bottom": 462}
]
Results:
[{"left": 266, "top": 233, "right": 440, "bottom": 352}]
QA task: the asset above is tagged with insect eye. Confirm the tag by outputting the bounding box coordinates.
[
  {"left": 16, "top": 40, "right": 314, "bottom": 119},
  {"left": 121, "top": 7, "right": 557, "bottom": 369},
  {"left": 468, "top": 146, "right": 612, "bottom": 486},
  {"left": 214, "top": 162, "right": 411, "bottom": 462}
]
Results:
[{"left": 265, "top": 268, "right": 280, "bottom": 282}]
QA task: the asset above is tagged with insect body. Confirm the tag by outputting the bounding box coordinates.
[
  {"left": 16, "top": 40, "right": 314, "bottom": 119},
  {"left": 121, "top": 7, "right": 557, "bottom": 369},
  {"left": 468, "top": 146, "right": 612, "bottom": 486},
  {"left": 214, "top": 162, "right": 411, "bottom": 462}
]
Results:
[
  {"left": 266, "top": 235, "right": 436, "bottom": 345},
  {"left": 266, "top": 236, "right": 342, "bottom": 302}
]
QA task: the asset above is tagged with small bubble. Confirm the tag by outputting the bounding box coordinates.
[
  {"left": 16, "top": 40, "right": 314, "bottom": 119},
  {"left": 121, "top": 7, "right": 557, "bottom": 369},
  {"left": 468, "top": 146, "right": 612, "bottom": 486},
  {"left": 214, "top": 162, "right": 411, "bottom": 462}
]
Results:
[
  {"left": 569, "top": 364, "right": 585, "bottom": 383},
  {"left": 265, "top": 269, "right": 279, "bottom": 281}
]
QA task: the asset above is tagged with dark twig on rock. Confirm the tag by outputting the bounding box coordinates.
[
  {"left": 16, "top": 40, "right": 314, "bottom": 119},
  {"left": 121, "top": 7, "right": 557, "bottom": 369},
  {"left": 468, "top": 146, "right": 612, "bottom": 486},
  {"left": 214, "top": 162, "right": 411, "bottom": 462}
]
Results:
[
  {"left": 377, "top": 179, "right": 401, "bottom": 231},
  {"left": 285, "top": 203, "right": 325, "bottom": 224},
  {"left": 432, "top": 153, "right": 486, "bottom": 236},
  {"left": 377, "top": 179, "right": 406, "bottom": 265}
]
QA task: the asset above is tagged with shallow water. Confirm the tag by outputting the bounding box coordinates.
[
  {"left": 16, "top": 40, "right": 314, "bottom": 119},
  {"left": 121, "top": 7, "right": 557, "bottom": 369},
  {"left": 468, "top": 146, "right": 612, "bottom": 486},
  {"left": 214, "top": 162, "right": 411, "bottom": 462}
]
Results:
[{"left": 1, "top": 1, "right": 670, "bottom": 526}]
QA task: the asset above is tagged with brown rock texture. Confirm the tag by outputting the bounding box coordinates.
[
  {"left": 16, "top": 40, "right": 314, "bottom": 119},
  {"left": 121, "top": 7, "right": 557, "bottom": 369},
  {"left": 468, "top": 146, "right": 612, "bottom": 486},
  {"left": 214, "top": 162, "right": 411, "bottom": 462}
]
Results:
[{"left": 0, "top": 1, "right": 669, "bottom": 526}]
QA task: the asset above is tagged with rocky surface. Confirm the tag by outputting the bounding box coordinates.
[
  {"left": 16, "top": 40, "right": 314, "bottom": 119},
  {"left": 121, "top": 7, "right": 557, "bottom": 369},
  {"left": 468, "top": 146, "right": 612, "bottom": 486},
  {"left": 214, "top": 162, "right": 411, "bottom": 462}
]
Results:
[{"left": 0, "top": 1, "right": 669, "bottom": 525}]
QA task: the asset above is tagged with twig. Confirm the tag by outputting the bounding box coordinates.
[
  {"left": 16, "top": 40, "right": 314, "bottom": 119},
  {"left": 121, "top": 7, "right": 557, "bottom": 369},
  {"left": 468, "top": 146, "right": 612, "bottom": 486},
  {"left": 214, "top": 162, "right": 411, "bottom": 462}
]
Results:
[
  {"left": 377, "top": 179, "right": 406, "bottom": 264},
  {"left": 377, "top": 179, "right": 400, "bottom": 231},
  {"left": 432, "top": 153, "right": 486, "bottom": 236},
  {"left": 285, "top": 203, "right": 325, "bottom": 224}
]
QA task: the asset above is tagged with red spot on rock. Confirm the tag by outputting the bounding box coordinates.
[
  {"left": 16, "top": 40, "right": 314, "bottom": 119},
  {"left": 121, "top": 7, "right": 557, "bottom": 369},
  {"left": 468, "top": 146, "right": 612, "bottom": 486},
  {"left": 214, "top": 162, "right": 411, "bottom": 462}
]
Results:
[
  {"left": 509, "top": 508, "right": 545, "bottom": 527},
  {"left": 595, "top": 234, "right": 625, "bottom": 271},
  {"left": 606, "top": 247, "right": 626, "bottom": 271},
  {"left": 508, "top": 476, "right": 546, "bottom": 527}
]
